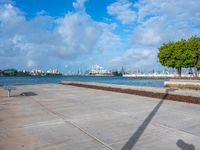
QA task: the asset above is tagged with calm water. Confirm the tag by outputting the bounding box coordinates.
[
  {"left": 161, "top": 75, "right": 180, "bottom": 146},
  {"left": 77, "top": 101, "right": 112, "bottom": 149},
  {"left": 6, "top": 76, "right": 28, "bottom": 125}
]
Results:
[{"left": 0, "top": 76, "right": 168, "bottom": 87}]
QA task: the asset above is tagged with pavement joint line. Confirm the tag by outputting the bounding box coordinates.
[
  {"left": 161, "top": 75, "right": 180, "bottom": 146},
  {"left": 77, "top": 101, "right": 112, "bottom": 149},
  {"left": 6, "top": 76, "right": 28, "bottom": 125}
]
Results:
[
  {"left": 25, "top": 94, "right": 114, "bottom": 150},
  {"left": 66, "top": 120, "right": 114, "bottom": 150},
  {"left": 152, "top": 122, "right": 200, "bottom": 138},
  {"left": 34, "top": 139, "right": 74, "bottom": 150},
  {"left": 22, "top": 119, "right": 65, "bottom": 128},
  {"left": 108, "top": 108, "right": 200, "bottom": 138}
]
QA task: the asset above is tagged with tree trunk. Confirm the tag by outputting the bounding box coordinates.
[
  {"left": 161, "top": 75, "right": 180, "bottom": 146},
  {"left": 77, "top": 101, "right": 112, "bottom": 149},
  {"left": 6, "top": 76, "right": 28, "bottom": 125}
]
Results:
[
  {"left": 177, "top": 67, "right": 182, "bottom": 78},
  {"left": 194, "top": 68, "right": 198, "bottom": 78},
  {"left": 195, "top": 57, "right": 199, "bottom": 78}
]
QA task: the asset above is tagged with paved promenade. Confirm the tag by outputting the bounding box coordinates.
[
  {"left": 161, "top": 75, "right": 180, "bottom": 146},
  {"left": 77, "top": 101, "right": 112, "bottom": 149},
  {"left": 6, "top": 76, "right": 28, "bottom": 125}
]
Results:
[{"left": 0, "top": 84, "right": 200, "bottom": 150}]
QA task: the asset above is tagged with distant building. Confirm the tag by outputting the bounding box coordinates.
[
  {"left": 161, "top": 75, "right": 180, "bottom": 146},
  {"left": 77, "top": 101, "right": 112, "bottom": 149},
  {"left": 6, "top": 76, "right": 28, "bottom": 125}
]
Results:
[
  {"left": 31, "top": 69, "right": 45, "bottom": 75},
  {"left": 46, "top": 69, "right": 61, "bottom": 75}
]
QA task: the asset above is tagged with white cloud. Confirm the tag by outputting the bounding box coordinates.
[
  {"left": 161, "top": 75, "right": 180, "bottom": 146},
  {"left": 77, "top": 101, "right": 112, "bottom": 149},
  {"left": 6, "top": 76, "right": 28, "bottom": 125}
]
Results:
[
  {"left": 57, "top": 12, "right": 102, "bottom": 56},
  {"left": 107, "top": 0, "right": 137, "bottom": 24},
  {"left": 133, "top": 27, "right": 161, "bottom": 45},
  {"left": 72, "top": 0, "right": 88, "bottom": 11},
  {"left": 0, "top": 3, "right": 121, "bottom": 69},
  {"left": 109, "top": 0, "right": 200, "bottom": 70},
  {"left": 135, "top": 0, "right": 200, "bottom": 23},
  {"left": 131, "top": 17, "right": 163, "bottom": 45},
  {"left": 97, "top": 31, "right": 120, "bottom": 52},
  {"left": 56, "top": 11, "right": 120, "bottom": 57},
  {"left": 1, "top": 0, "right": 200, "bottom": 71},
  {"left": 111, "top": 48, "right": 157, "bottom": 70},
  {"left": 107, "top": 0, "right": 199, "bottom": 50},
  {"left": 131, "top": 0, "right": 200, "bottom": 46}
]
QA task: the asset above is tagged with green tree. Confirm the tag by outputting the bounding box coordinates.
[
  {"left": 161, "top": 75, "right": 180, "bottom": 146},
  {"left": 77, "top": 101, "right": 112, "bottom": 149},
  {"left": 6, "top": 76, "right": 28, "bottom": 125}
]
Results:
[
  {"left": 158, "top": 41, "right": 175, "bottom": 68},
  {"left": 172, "top": 39, "right": 188, "bottom": 76},
  {"left": 158, "top": 40, "right": 186, "bottom": 77},
  {"left": 3, "top": 69, "right": 17, "bottom": 76},
  {"left": 187, "top": 37, "right": 200, "bottom": 76},
  {"left": 158, "top": 37, "right": 200, "bottom": 77}
]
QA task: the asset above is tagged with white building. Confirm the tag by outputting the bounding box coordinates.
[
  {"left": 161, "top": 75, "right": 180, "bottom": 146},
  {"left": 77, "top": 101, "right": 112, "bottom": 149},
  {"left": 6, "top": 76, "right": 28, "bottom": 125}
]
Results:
[
  {"left": 31, "top": 69, "right": 45, "bottom": 75},
  {"left": 47, "top": 69, "right": 60, "bottom": 75}
]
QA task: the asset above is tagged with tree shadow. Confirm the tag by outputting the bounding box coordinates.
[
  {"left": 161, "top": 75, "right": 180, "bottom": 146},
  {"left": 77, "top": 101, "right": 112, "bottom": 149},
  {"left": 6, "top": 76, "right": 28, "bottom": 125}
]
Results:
[
  {"left": 121, "top": 88, "right": 177, "bottom": 150},
  {"left": 176, "top": 139, "right": 195, "bottom": 150}
]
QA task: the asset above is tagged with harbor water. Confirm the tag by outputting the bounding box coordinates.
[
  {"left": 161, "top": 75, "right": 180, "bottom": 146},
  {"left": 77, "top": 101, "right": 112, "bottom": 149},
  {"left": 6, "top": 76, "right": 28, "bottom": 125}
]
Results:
[{"left": 0, "top": 76, "right": 168, "bottom": 88}]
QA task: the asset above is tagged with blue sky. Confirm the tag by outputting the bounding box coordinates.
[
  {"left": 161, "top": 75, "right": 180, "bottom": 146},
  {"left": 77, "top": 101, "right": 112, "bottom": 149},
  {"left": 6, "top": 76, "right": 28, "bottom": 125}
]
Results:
[{"left": 0, "top": 0, "right": 200, "bottom": 72}]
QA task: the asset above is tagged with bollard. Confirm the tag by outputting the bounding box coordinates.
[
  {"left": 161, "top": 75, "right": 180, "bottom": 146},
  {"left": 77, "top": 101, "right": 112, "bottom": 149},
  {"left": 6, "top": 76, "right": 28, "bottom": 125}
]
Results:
[
  {"left": 8, "top": 89, "right": 11, "bottom": 97},
  {"left": 4, "top": 86, "right": 16, "bottom": 98}
]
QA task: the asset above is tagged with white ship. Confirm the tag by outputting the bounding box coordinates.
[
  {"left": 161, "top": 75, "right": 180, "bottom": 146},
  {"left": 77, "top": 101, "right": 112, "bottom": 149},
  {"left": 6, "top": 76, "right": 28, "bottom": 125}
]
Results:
[{"left": 88, "top": 64, "right": 112, "bottom": 76}]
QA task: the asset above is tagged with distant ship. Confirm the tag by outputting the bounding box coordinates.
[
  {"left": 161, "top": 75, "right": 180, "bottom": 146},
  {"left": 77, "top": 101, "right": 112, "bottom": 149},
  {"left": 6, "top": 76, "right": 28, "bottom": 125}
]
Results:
[{"left": 88, "top": 64, "right": 112, "bottom": 76}]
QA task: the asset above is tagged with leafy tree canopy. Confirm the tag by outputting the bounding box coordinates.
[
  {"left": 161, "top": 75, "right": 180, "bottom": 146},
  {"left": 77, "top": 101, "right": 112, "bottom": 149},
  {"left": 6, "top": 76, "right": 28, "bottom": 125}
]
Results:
[{"left": 158, "top": 36, "right": 200, "bottom": 76}]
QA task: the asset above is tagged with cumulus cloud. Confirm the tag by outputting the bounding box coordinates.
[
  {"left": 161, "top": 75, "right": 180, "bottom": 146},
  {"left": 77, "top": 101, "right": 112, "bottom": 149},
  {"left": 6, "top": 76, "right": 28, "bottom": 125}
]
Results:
[
  {"left": 131, "top": 17, "right": 163, "bottom": 45},
  {"left": 131, "top": 0, "right": 200, "bottom": 45},
  {"left": 107, "top": 0, "right": 137, "bottom": 24},
  {"left": 56, "top": 12, "right": 120, "bottom": 56},
  {"left": 109, "top": 0, "right": 200, "bottom": 70},
  {"left": 110, "top": 48, "right": 156, "bottom": 70},
  {"left": 135, "top": 0, "right": 200, "bottom": 23},
  {"left": 1, "top": 0, "right": 200, "bottom": 71},
  {"left": 0, "top": 4, "right": 58, "bottom": 68},
  {"left": 0, "top": 2, "right": 120, "bottom": 69}
]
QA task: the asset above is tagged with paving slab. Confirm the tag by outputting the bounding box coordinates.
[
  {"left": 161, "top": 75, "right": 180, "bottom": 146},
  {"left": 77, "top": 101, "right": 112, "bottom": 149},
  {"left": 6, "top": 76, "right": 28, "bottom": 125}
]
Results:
[{"left": 0, "top": 84, "right": 200, "bottom": 150}]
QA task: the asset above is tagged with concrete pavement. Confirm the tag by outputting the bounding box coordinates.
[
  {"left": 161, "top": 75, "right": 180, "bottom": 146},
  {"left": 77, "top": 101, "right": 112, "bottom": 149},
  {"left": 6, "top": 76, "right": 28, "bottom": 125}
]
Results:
[{"left": 0, "top": 84, "right": 200, "bottom": 150}]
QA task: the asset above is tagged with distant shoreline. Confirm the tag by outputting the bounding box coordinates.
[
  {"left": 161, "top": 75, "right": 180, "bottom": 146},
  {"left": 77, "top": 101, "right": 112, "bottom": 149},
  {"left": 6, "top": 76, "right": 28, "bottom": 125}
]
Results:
[{"left": 123, "top": 74, "right": 200, "bottom": 80}]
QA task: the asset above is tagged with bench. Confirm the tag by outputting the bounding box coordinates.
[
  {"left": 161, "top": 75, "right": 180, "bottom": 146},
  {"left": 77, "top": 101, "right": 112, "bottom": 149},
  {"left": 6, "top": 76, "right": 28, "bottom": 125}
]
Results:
[{"left": 4, "top": 86, "right": 16, "bottom": 97}]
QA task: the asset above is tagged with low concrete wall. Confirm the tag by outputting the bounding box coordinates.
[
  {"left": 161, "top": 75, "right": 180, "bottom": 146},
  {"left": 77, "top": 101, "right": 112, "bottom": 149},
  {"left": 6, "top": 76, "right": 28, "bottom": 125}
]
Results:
[
  {"left": 164, "top": 80, "right": 200, "bottom": 90},
  {"left": 61, "top": 81, "right": 200, "bottom": 104}
]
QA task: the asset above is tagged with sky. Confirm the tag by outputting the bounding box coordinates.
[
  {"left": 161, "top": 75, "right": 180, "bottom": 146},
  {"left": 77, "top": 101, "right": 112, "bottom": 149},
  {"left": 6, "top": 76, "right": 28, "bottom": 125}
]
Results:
[{"left": 0, "top": 0, "right": 200, "bottom": 72}]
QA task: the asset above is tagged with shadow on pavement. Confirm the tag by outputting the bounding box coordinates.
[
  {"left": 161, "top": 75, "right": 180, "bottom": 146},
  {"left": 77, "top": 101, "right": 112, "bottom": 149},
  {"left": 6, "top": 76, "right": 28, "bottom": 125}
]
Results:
[
  {"left": 121, "top": 88, "right": 176, "bottom": 150},
  {"left": 7, "top": 92, "right": 37, "bottom": 97},
  {"left": 176, "top": 139, "right": 195, "bottom": 150},
  {"left": 20, "top": 92, "right": 37, "bottom": 96}
]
